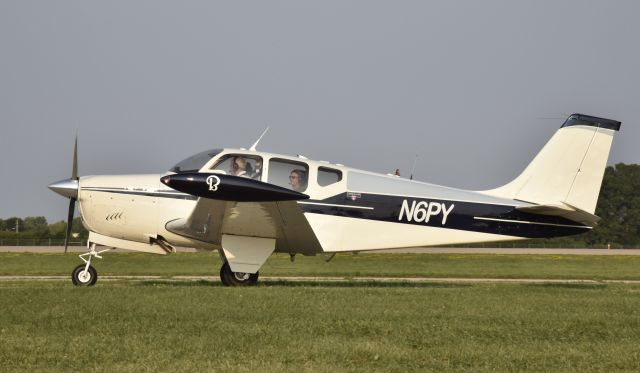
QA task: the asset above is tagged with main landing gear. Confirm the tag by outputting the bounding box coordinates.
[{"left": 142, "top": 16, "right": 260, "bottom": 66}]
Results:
[
  {"left": 71, "top": 243, "right": 110, "bottom": 286},
  {"left": 219, "top": 262, "right": 259, "bottom": 286}
]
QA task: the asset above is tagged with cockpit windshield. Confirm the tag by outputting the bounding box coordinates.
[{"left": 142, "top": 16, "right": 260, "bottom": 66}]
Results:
[{"left": 169, "top": 148, "right": 223, "bottom": 173}]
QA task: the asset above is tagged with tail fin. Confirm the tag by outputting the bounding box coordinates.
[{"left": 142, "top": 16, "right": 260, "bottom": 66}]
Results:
[{"left": 484, "top": 114, "right": 621, "bottom": 214}]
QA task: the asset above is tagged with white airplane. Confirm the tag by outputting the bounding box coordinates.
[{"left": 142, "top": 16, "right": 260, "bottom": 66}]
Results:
[{"left": 49, "top": 114, "right": 621, "bottom": 286}]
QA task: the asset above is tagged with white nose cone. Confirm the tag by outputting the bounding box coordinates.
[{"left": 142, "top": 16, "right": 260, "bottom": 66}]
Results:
[{"left": 48, "top": 178, "right": 79, "bottom": 199}]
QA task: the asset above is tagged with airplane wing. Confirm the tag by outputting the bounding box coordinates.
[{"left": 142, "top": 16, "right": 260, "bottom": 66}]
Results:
[{"left": 163, "top": 173, "right": 323, "bottom": 256}]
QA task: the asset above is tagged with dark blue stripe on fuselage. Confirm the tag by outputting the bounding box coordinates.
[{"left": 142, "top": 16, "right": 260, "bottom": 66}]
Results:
[{"left": 299, "top": 193, "right": 590, "bottom": 239}]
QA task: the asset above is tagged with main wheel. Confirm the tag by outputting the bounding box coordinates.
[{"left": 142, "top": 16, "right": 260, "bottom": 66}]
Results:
[
  {"left": 219, "top": 262, "right": 258, "bottom": 286},
  {"left": 219, "top": 264, "right": 230, "bottom": 286},
  {"left": 71, "top": 264, "right": 98, "bottom": 286}
]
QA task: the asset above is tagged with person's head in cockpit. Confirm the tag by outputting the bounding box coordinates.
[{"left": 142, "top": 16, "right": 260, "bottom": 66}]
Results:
[
  {"left": 231, "top": 157, "right": 253, "bottom": 177},
  {"left": 289, "top": 169, "right": 306, "bottom": 192}
]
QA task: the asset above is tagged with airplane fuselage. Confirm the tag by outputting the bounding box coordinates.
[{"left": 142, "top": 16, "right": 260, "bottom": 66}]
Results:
[{"left": 75, "top": 148, "right": 591, "bottom": 255}]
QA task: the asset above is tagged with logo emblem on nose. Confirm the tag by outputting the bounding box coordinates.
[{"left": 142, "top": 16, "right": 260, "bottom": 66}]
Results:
[{"left": 206, "top": 175, "right": 221, "bottom": 192}]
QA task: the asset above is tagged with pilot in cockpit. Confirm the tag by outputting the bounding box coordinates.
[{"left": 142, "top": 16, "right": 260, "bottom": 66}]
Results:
[{"left": 231, "top": 156, "right": 254, "bottom": 178}]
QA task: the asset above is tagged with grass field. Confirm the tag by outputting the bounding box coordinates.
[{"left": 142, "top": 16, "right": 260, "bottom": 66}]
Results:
[
  {"left": 2, "top": 251, "right": 640, "bottom": 280},
  {"left": 1, "top": 281, "right": 640, "bottom": 372},
  {"left": 2, "top": 253, "right": 640, "bottom": 371}
]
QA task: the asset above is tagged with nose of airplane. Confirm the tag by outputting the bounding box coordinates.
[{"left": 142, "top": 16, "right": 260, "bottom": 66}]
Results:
[{"left": 48, "top": 178, "right": 79, "bottom": 199}]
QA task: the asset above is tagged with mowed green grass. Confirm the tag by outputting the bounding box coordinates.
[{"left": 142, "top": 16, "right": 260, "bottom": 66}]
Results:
[
  {"left": 1, "top": 281, "right": 640, "bottom": 372},
  {"left": 1, "top": 252, "right": 640, "bottom": 280},
  {"left": 2, "top": 253, "right": 640, "bottom": 371}
]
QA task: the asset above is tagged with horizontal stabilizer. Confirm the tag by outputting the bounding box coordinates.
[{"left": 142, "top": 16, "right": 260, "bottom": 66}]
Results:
[{"left": 516, "top": 202, "right": 600, "bottom": 226}]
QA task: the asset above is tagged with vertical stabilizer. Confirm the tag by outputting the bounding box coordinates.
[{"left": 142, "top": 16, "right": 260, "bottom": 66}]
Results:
[{"left": 484, "top": 114, "right": 621, "bottom": 214}]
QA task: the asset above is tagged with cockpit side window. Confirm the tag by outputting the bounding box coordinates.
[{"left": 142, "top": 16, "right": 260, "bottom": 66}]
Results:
[
  {"left": 170, "top": 148, "right": 223, "bottom": 173},
  {"left": 211, "top": 154, "right": 263, "bottom": 180},
  {"left": 268, "top": 159, "right": 309, "bottom": 193},
  {"left": 318, "top": 167, "right": 342, "bottom": 186}
]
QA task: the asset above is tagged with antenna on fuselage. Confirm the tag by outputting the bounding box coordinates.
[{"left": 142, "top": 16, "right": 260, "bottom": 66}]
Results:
[
  {"left": 249, "top": 127, "right": 270, "bottom": 151},
  {"left": 410, "top": 153, "right": 419, "bottom": 180}
]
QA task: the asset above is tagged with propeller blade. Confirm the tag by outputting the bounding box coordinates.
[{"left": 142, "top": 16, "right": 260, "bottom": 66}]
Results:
[
  {"left": 71, "top": 135, "right": 78, "bottom": 180},
  {"left": 64, "top": 197, "right": 76, "bottom": 254}
]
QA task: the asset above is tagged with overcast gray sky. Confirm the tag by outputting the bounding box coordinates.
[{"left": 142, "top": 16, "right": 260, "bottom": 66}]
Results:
[{"left": 1, "top": 1, "right": 638, "bottom": 223}]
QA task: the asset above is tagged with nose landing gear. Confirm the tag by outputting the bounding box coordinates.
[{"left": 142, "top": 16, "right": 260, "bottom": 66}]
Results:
[{"left": 71, "top": 243, "right": 110, "bottom": 286}]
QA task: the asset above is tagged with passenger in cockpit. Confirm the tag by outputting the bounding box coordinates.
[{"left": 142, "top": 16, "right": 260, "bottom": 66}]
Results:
[{"left": 289, "top": 169, "right": 307, "bottom": 192}]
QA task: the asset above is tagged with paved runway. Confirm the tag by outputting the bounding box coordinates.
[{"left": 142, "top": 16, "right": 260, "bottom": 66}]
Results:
[{"left": 2, "top": 246, "right": 640, "bottom": 255}]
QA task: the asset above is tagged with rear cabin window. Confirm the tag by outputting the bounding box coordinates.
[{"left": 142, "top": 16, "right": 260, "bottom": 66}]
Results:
[
  {"left": 318, "top": 167, "right": 342, "bottom": 187},
  {"left": 268, "top": 159, "right": 309, "bottom": 193},
  {"left": 210, "top": 154, "right": 263, "bottom": 180}
]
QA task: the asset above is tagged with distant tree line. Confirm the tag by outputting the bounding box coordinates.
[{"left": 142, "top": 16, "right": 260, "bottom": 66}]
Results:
[
  {"left": 0, "top": 217, "right": 88, "bottom": 240},
  {"left": 1, "top": 163, "right": 638, "bottom": 247},
  {"left": 565, "top": 163, "right": 640, "bottom": 247},
  {"left": 470, "top": 163, "right": 640, "bottom": 248}
]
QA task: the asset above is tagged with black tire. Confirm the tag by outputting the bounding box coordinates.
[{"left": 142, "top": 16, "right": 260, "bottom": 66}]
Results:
[
  {"left": 219, "top": 264, "right": 230, "bottom": 286},
  {"left": 71, "top": 264, "right": 98, "bottom": 286},
  {"left": 220, "top": 262, "right": 258, "bottom": 286}
]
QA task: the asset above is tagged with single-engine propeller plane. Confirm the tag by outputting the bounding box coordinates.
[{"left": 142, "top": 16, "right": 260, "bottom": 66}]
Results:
[{"left": 49, "top": 114, "right": 621, "bottom": 286}]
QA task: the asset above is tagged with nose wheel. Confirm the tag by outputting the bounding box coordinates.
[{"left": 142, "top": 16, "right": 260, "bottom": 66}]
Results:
[
  {"left": 72, "top": 264, "right": 97, "bottom": 286},
  {"left": 220, "top": 262, "right": 259, "bottom": 286},
  {"left": 71, "top": 243, "right": 110, "bottom": 286}
]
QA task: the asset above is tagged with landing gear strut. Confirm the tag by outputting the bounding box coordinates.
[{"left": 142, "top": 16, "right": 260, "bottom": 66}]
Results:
[
  {"left": 219, "top": 262, "right": 259, "bottom": 286},
  {"left": 71, "top": 243, "right": 109, "bottom": 286}
]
